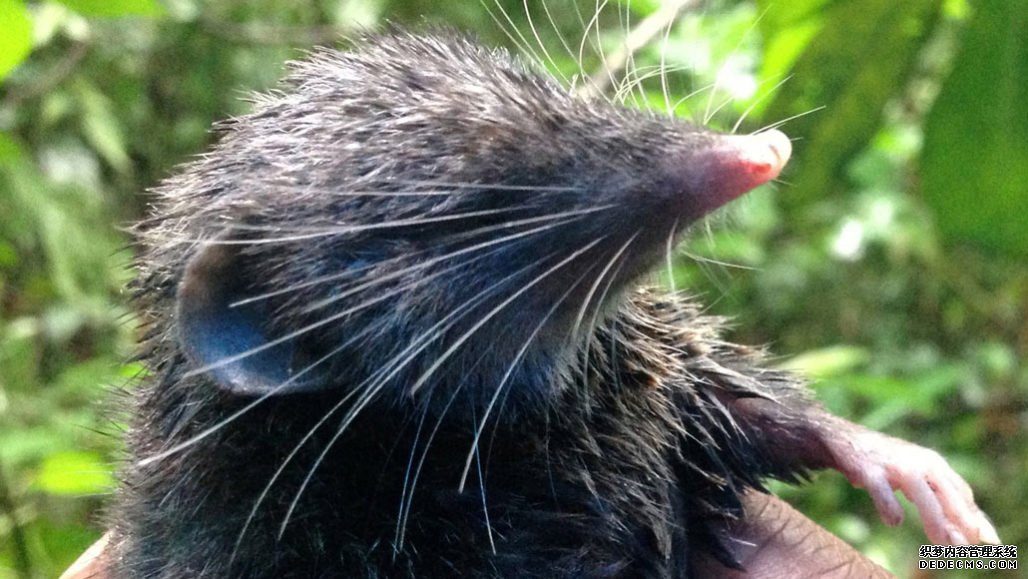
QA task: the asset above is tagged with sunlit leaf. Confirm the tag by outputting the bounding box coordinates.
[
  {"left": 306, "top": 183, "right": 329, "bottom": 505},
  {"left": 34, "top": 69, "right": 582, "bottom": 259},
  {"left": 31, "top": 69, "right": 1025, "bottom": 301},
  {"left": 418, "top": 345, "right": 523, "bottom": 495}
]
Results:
[
  {"left": 759, "top": 17, "right": 822, "bottom": 91},
  {"left": 35, "top": 451, "right": 114, "bottom": 496},
  {"left": 763, "top": 0, "right": 943, "bottom": 210},
  {"left": 922, "top": 0, "right": 1028, "bottom": 255},
  {"left": 756, "top": 0, "right": 830, "bottom": 85},
  {"left": 76, "top": 81, "right": 132, "bottom": 173},
  {"left": 0, "top": 132, "right": 25, "bottom": 163},
  {"left": 0, "top": 0, "right": 32, "bottom": 80},
  {"left": 614, "top": 0, "right": 661, "bottom": 15},
  {"left": 55, "top": 0, "right": 164, "bottom": 17},
  {"left": 778, "top": 345, "right": 870, "bottom": 378},
  {"left": 0, "top": 427, "right": 64, "bottom": 466},
  {"left": 756, "top": 0, "right": 832, "bottom": 31}
]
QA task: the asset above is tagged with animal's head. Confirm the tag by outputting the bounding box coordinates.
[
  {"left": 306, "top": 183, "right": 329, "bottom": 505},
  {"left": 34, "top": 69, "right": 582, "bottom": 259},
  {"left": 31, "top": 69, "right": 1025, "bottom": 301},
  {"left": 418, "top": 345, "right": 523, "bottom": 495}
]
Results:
[{"left": 144, "top": 31, "right": 788, "bottom": 417}]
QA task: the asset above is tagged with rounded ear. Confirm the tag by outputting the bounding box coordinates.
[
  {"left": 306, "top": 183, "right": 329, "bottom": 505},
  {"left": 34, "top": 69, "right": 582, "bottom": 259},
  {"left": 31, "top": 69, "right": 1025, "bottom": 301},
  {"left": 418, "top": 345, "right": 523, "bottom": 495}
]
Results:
[{"left": 176, "top": 239, "right": 330, "bottom": 396}]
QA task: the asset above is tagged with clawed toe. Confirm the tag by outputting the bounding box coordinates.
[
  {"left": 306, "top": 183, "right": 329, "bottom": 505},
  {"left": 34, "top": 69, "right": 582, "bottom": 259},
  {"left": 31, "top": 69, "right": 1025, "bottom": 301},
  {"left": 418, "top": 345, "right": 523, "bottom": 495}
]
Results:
[{"left": 827, "top": 427, "right": 999, "bottom": 545}]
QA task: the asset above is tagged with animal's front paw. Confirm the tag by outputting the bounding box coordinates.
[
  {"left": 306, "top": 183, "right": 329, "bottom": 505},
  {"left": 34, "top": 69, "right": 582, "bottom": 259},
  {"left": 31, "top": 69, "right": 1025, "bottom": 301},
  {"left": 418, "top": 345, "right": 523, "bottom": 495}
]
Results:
[{"left": 827, "top": 427, "right": 999, "bottom": 546}]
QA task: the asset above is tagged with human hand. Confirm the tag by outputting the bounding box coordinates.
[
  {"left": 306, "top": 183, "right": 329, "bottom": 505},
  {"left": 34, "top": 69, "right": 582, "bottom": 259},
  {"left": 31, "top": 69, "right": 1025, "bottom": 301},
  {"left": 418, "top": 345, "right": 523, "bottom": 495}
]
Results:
[{"left": 62, "top": 492, "right": 894, "bottom": 579}]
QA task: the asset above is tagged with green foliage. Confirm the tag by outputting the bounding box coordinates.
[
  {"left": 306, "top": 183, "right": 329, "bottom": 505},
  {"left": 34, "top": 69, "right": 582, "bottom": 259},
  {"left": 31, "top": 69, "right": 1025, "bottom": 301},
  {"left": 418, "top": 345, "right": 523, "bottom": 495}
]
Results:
[
  {"left": 55, "top": 0, "right": 165, "bottom": 18},
  {"left": 35, "top": 452, "right": 114, "bottom": 497},
  {"left": 764, "top": 0, "right": 943, "bottom": 210},
  {"left": 922, "top": 0, "right": 1028, "bottom": 256},
  {"left": 1, "top": 1, "right": 1025, "bottom": 577},
  {"left": 0, "top": 0, "right": 33, "bottom": 80}
]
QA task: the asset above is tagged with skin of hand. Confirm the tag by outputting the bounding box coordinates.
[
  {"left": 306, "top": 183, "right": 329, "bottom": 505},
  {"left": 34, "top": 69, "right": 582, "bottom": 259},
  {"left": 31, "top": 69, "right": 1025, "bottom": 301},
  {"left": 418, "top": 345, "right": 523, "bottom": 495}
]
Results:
[
  {"left": 693, "top": 490, "right": 894, "bottom": 578},
  {"left": 60, "top": 492, "right": 892, "bottom": 579},
  {"left": 59, "top": 531, "right": 109, "bottom": 579}
]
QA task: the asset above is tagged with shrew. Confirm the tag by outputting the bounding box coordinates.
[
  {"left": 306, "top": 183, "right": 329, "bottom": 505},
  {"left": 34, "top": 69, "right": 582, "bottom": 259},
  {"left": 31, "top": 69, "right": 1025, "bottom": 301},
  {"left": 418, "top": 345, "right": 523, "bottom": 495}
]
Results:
[{"left": 107, "top": 30, "right": 996, "bottom": 578}]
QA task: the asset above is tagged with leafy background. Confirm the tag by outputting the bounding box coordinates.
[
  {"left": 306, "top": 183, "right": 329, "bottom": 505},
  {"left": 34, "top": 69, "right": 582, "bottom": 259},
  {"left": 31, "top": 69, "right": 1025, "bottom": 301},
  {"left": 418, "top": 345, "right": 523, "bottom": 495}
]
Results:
[{"left": 0, "top": 0, "right": 1025, "bottom": 577}]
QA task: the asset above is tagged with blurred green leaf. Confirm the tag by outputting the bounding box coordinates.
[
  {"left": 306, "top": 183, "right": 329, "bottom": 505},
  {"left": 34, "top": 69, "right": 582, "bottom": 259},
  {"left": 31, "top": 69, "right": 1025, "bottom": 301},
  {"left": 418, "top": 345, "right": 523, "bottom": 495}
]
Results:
[
  {"left": 0, "top": 133, "right": 25, "bottom": 164},
  {"left": 0, "top": 317, "right": 41, "bottom": 397},
  {"left": 764, "top": 0, "right": 943, "bottom": 209},
  {"left": 0, "top": 427, "right": 65, "bottom": 466},
  {"left": 756, "top": 0, "right": 828, "bottom": 89},
  {"left": 778, "top": 345, "right": 871, "bottom": 379},
  {"left": 0, "top": 0, "right": 32, "bottom": 80},
  {"left": 922, "top": 0, "right": 1028, "bottom": 255},
  {"left": 35, "top": 451, "right": 113, "bottom": 496},
  {"left": 77, "top": 81, "right": 132, "bottom": 174},
  {"left": 614, "top": 0, "right": 661, "bottom": 15},
  {"left": 35, "top": 520, "right": 101, "bottom": 577},
  {"left": 55, "top": 0, "right": 164, "bottom": 18},
  {"left": 756, "top": 0, "right": 831, "bottom": 31},
  {"left": 4, "top": 157, "right": 126, "bottom": 303}
]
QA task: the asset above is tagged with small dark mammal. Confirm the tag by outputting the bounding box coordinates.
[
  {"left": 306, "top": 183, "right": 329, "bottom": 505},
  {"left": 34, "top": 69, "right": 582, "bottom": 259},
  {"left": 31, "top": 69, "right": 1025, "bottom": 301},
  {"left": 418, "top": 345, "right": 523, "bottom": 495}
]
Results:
[{"left": 105, "top": 30, "right": 997, "bottom": 577}]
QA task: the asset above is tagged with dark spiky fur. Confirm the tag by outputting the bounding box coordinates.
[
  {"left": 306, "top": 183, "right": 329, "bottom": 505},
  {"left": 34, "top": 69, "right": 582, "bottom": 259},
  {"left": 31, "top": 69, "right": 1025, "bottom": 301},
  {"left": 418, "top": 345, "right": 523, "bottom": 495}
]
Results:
[{"left": 109, "top": 31, "right": 817, "bottom": 578}]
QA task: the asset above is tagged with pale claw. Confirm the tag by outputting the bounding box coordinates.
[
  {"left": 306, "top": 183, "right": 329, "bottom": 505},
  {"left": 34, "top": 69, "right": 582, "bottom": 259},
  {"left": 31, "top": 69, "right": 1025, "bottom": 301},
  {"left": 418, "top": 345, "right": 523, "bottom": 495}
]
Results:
[{"left": 826, "top": 427, "right": 1000, "bottom": 545}]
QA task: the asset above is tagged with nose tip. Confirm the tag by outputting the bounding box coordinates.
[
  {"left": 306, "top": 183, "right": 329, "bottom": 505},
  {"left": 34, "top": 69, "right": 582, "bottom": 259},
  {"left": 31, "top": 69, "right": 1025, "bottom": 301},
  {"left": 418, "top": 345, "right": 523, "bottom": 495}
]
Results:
[
  {"left": 659, "top": 128, "right": 794, "bottom": 221},
  {"left": 765, "top": 129, "right": 791, "bottom": 167},
  {"left": 663, "top": 128, "right": 792, "bottom": 220},
  {"left": 732, "top": 129, "right": 792, "bottom": 183},
  {"left": 762, "top": 129, "right": 792, "bottom": 176},
  {"left": 708, "top": 129, "right": 792, "bottom": 186}
]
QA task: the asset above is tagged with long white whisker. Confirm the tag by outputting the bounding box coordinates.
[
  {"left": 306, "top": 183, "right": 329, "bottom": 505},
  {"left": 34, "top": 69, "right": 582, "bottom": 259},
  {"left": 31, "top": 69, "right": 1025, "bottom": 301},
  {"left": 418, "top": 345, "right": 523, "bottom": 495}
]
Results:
[
  {"left": 228, "top": 325, "right": 379, "bottom": 563},
  {"left": 669, "top": 82, "right": 717, "bottom": 118},
  {"left": 393, "top": 350, "right": 490, "bottom": 556},
  {"left": 577, "top": 232, "right": 638, "bottom": 407},
  {"left": 731, "top": 74, "right": 793, "bottom": 134},
  {"left": 665, "top": 217, "right": 680, "bottom": 294},
  {"left": 231, "top": 206, "right": 611, "bottom": 308},
  {"left": 617, "top": 0, "right": 645, "bottom": 106},
  {"left": 138, "top": 323, "right": 377, "bottom": 469},
  {"left": 182, "top": 214, "right": 604, "bottom": 381},
  {"left": 298, "top": 213, "right": 605, "bottom": 315},
  {"left": 757, "top": 105, "right": 827, "bottom": 133},
  {"left": 659, "top": 6, "right": 675, "bottom": 116},
  {"left": 539, "top": 0, "right": 582, "bottom": 81},
  {"left": 277, "top": 256, "right": 553, "bottom": 538},
  {"left": 583, "top": 0, "right": 696, "bottom": 98},
  {"left": 184, "top": 275, "right": 425, "bottom": 380},
  {"left": 473, "top": 441, "right": 495, "bottom": 554},
  {"left": 391, "top": 394, "right": 434, "bottom": 558},
  {"left": 592, "top": 0, "right": 617, "bottom": 93},
  {"left": 569, "top": 233, "right": 638, "bottom": 345},
  {"left": 704, "top": 94, "right": 737, "bottom": 126},
  {"left": 407, "top": 236, "right": 607, "bottom": 396},
  {"left": 206, "top": 207, "right": 532, "bottom": 244},
  {"left": 456, "top": 272, "right": 586, "bottom": 492},
  {"left": 486, "top": 0, "right": 546, "bottom": 71},
  {"left": 613, "top": 64, "right": 692, "bottom": 104},
  {"left": 577, "top": 0, "right": 615, "bottom": 95},
  {"left": 150, "top": 207, "right": 529, "bottom": 246},
  {"left": 681, "top": 248, "right": 756, "bottom": 271},
  {"left": 523, "top": 0, "right": 567, "bottom": 83},
  {"left": 703, "top": 4, "right": 767, "bottom": 126},
  {"left": 248, "top": 268, "right": 521, "bottom": 553},
  {"left": 386, "top": 179, "right": 579, "bottom": 192},
  {"left": 395, "top": 240, "right": 609, "bottom": 546}
]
